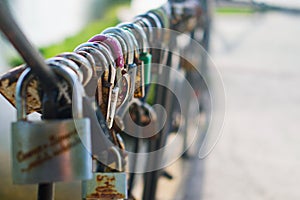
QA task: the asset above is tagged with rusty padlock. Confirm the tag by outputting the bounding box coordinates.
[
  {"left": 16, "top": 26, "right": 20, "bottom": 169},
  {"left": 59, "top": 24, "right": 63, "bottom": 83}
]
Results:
[{"left": 82, "top": 146, "right": 127, "bottom": 200}]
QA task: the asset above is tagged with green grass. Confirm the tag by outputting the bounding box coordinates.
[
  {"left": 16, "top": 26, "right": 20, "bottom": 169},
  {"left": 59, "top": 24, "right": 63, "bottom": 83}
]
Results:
[
  {"left": 9, "top": 1, "right": 130, "bottom": 66},
  {"left": 216, "top": 7, "right": 255, "bottom": 14}
]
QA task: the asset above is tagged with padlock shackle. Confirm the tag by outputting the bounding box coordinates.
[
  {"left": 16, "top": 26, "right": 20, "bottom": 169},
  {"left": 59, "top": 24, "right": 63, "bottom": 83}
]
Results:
[
  {"left": 148, "top": 8, "right": 170, "bottom": 29},
  {"left": 146, "top": 12, "right": 164, "bottom": 29},
  {"left": 57, "top": 52, "right": 93, "bottom": 87},
  {"left": 122, "top": 29, "right": 140, "bottom": 61},
  {"left": 76, "top": 50, "right": 97, "bottom": 76},
  {"left": 117, "top": 22, "right": 149, "bottom": 54},
  {"left": 74, "top": 46, "right": 109, "bottom": 78},
  {"left": 137, "top": 13, "right": 163, "bottom": 44},
  {"left": 76, "top": 43, "right": 118, "bottom": 94},
  {"left": 110, "top": 146, "right": 122, "bottom": 172},
  {"left": 46, "top": 57, "right": 84, "bottom": 84},
  {"left": 15, "top": 68, "right": 32, "bottom": 121},
  {"left": 105, "top": 33, "right": 128, "bottom": 65},
  {"left": 134, "top": 17, "right": 154, "bottom": 45},
  {"left": 16, "top": 62, "right": 84, "bottom": 120},
  {"left": 86, "top": 42, "right": 117, "bottom": 82},
  {"left": 88, "top": 34, "right": 125, "bottom": 69},
  {"left": 74, "top": 46, "right": 115, "bottom": 125},
  {"left": 75, "top": 42, "right": 115, "bottom": 72},
  {"left": 102, "top": 27, "right": 135, "bottom": 65},
  {"left": 47, "top": 61, "right": 84, "bottom": 119}
]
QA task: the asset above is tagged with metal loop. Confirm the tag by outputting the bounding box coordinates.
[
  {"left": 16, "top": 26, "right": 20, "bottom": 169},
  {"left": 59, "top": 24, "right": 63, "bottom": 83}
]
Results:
[
  {"left": 57, "top": 52, "right": 93, "bottom": 86},
  {"left": 102, "top": 27, "right": 135, "bottom": 64},
  {"left": 88, "top": 34, "right": 125, "bottom": 68},
  {"left": 117, "top": 22, "right": 149, "bottom": 53},
  {"left": 74, "top": 44, "right": 110, "bottom": 78},
  {"left": 121, "top": 28, "right": 140, "bottom": 60},
  {"left": 148, "top": 8, "right": 170, "bottom": 29},
  {"left": 76, "top": 50, "right": 97, "bottom": 76},
  {"left": 16, "top": 63, "right": 82, "bottom": 120},
  {"left": 46, "top": 57, "right": 83, "bottom": 84},
  {"left": 110, "top": 146, "right": 122, "bottom": 172},
  {"left": 136, "top": 13, "right": 163, "bottom": 46},
  {"left": 75, "top": 42, "right": 115, "bottom": 71},
  {"left": 134, "top": 17, "right": 153, "bottom": 45}
]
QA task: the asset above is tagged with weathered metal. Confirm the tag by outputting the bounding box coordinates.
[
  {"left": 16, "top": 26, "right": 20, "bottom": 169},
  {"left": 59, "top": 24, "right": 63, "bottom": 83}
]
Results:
[
  {"left": 11, "top": 65, "right": 92, "bottom": 184},
  {"left": 83, "top": 173, "right": 127, "bottom": 200},
  {"left": 0, "top": 65, "right": 42, "bottom": 113}
]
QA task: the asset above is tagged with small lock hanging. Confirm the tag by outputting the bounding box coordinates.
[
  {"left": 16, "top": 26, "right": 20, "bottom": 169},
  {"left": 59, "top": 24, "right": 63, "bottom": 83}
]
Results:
[
  {"left": 11, "top": 64, "right": 92, "bottom": 184},
  {"left": 88, "top": 34, "right": 130, "bottom": 116},
  {"left": 82, "top": 146, "right": 127, "bottom": 200},
  {"left": 117, "top": 22, "right": 153, "bottom": 99},
  {"left": 74, "top": 44, "right": 116, "bottom": 129},
  {"left": 101, "top": 28, "right": 134, "bottom": 109}
]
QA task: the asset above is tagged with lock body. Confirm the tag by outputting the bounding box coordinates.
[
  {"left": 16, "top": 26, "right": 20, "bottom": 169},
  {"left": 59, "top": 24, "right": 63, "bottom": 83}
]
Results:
[
  {"left": 12, "top": 117, "right": 92, "bottom": 184},
  {"left": 140, "top": 52, "right": 152, "bottom": 86},
  {"left": 82, "top": 172, "right": 127, "bottom": 200}
]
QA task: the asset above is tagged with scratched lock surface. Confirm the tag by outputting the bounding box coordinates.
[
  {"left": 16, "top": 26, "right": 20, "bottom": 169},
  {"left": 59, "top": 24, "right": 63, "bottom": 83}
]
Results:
[
  {"left": 82, "top": 173, "right": 127, "bottom": 199},
  {"left": 11, "top": 119, "right": 92, "bottom": 184}
]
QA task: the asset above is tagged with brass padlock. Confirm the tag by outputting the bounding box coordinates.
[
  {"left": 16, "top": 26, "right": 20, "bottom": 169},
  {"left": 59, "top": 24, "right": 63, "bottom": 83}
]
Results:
[{"left": 11, "top": 64, "right": 92, "bottom": 184}]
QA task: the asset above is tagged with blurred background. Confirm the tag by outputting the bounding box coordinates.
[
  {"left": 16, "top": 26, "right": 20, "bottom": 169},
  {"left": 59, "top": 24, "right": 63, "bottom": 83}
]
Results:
[{"left": 0, "top": 0, "right": 300, "bottom": 199}]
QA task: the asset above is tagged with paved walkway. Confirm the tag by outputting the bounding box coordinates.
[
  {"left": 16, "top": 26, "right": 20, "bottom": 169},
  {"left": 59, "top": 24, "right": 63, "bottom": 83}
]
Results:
[{"left": 198, "top": 12, "right": 300, "bottom": 200}]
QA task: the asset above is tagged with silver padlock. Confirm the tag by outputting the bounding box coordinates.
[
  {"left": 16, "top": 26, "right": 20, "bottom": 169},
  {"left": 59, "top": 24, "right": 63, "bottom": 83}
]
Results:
[
  {"left": 11, "top": 64, "right": 92, "bottom": 184},
  {"left": 82, "top": 146, "right": 127, "bottom": 200}
]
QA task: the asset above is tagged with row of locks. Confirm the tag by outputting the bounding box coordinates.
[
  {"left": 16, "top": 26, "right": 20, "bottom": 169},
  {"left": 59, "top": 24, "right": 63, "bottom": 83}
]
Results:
[{"left": 0, "top": 1, "right": 204, "bottom": 200}]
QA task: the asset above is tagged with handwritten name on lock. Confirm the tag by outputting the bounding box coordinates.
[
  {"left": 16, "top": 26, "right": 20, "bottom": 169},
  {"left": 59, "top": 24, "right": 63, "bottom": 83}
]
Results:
[{"left": 16, "top": 129, "right": 81, "bottom": 172}]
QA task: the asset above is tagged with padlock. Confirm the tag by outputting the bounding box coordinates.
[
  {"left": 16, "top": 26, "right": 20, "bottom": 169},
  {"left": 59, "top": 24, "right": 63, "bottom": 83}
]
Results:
[
  {"left": 106, "top": 28, "right": 137, "bottom": 114},
  {"left": 137, "top": 13, "right": 165, "bottom": 76},
  {"left": 115, "top": 24, "right": 144, "bottom": 99},
  {"left": 102, "top": 28, "right": 135, "bottom": 108},
  {"left": 133, "top": 19, "right": 154, "bottom": 100},
  {"left": 102, "top": 51, "right": 135, "bottom": 125},
  {"left": 11, "top": 64, "right": 92, "bottom": 184},
  {"left": 88, "top": 34, "right": 130, "bottom": 110},
  {"left": 74, "top": 46, "right": 107, "bottom": 105},
  {"left": 98, "top": 34, "right": 129, "bottom": 110},
  {"left": 82, "top": 146, "right": 127, "bottom": 200},
  {"left": 74, "top": 44, "right": 114, "bottom": 127},
  {"left": 118, "top": 22, "right": 154, "bottom": 98}
]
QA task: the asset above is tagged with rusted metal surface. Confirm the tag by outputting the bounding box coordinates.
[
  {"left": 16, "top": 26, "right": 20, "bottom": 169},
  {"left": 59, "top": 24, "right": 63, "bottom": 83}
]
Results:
[
  {"left": 0, "top": 65, "right": 42, "bottom": 113},
  {"left": 84, "top": 173, "right": 127, "bottom": 200},
  {"left": 133, "top": 61, "right": 145, "bottom": 98},
  {"left": 0, "top": 65, "right": 75, "bottom": 115}
]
